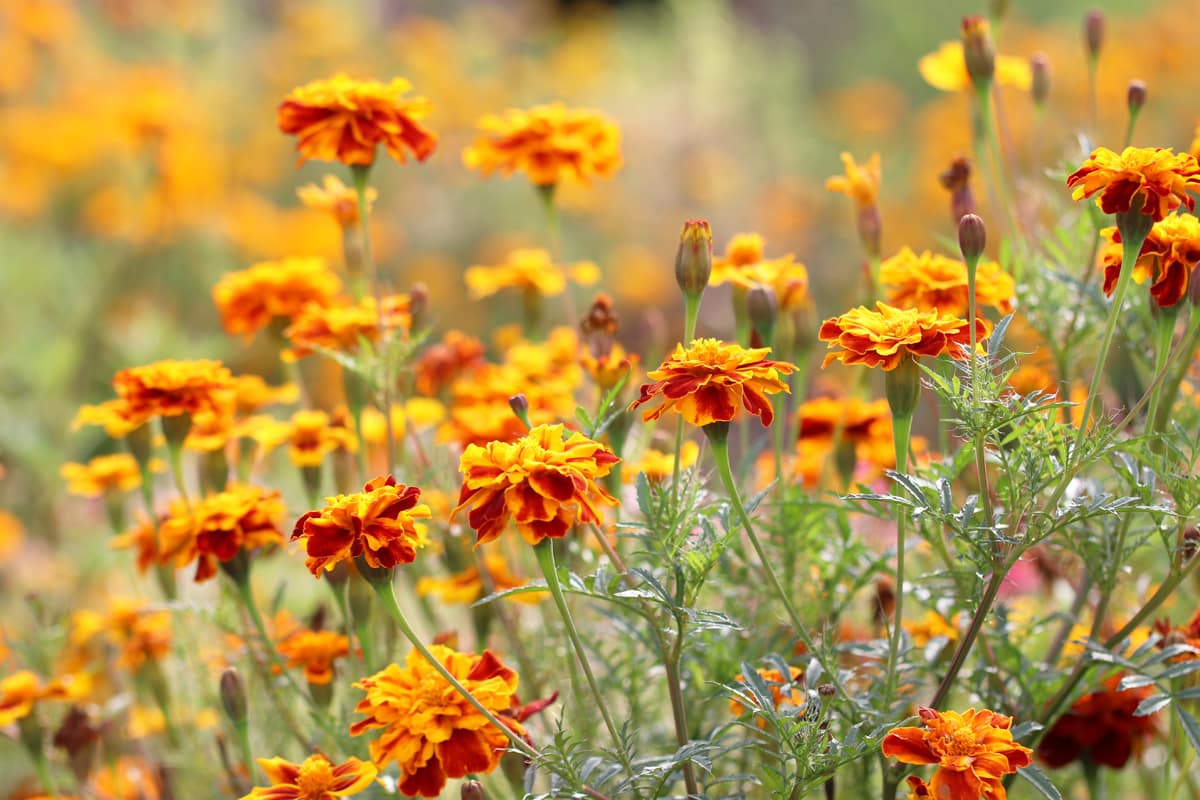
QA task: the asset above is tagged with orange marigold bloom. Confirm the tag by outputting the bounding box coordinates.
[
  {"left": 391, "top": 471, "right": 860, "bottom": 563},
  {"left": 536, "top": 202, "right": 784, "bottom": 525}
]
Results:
[
  {"left": 212, "top": 257, "right": 342, "bottom": 340},
  {"left": 416, "top": 553, "right": 545, "bottom": 605},
  {"left": 297, "top": 175, "right": 375, "bottom": 228},
  {"left": 881, "top": 247, "right": 1015, "bottom": 316},
  {"left": 819, "top": 302, "right": 988, "bottom": 371},
  {"left": 71, "top": 398, "right": 146, "bottom": 438},
  {"left": 631, "top": 339, "right": 795, "bottom": 427},
  {"left": 1067, "top": 147, "right": 1200, "bottom": 222},
  {"left": 67, "top": 599, "right": 172, "bottom": 672},
  {"left": 580, "top": 342, "right": 638, "bottom": 393},
  {"left": 277, "top": 74, "right": 437, "bottom": 167},
  {"left": 464, "top": 248, "right": 600, "bottom": 300},
  {"left": 283, "top": 295, "right": 411, "bottom": 361},
  {"left": 0, "top": 670, "right": 73, "bottom": 725},
  {"left": 1098, "top": 215, "right": 1200, "bottom": 307},
  {"left": 158, "top": 484, "right": 285, "bottom": 582},
  {"left": 277, "top": 629, "right": 350, "bottom": 686},
  {"left": 276, "top": 409, "right": 358, "bottom": 468},
  {"left": 903, "top": 610, "right": 961, "bottom": 648},
  {"left": 918, "top": 41, "right": 1032, "bottom": 92},
  {"left": 413, "top": 331, "right": 485, "bottom": 397},
  {"left": 626, "top": 440, "right": 699, "bottom": 484},
  {"left": 463, "top": 102, "right": 622, "bottom": 187},
  {"left": 60, "top": 453, "right": 142, "bottom": 497},
  {"left": 826, "top": 152, "right": 881, "bottom": 208},
  {"left": 112, "top": 359, "right": 234, "bottom": 420},
  {"left": 1153, "top": 610, "right": 1200, "bottom": 662},
  {"left": 233, "top": 374, "right": 300, "bottom": 415},
  {"left": 729, "top": 666, "right": 805, "bottom": 722},
  {"left": 242, "top": 753, "right": 377, "bottom": 800},
  {"left": 291, "top": 476, "right": 431, "bottom": 576},
  {"left": 1037, "top": 673, "right": 1158, "bottom": 769},
  {"left": 881, "top": 707, "right": 1032, "bottom": 800},
  {"left": 454, "top": 423, "right": 619, "bottom": 547},
  {"left": 350, "top": 645, "right": 521, "bottom": 797},
  {"left": 111, "top": 518, "right": 163, "bottom": 574}
]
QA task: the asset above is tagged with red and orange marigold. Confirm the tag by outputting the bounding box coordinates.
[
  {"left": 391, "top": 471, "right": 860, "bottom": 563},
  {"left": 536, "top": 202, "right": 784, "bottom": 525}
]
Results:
[
  {"left": 158, "top": 484, "right": 285, "bottom": 582},
  {"left": 277, "top": 629, "right": 350, "bottom": 686},
  {"left": 212, "top": 257, "right": 342, "bottom": 340},
  {"left": 1067, "top": 147, "right": 1200, "bottom": 221},
  {"left": 241, "top": 753, "right": 377, "bottom": 800},
  {"left": 819, "top": 302, "right": 988, "bottom": 371},
  {"left": 1098, "top": 214, "right": 1200, "bottom": 307},
  {"left": 112, "top": 359, "right": 234, "bottom": 421}
]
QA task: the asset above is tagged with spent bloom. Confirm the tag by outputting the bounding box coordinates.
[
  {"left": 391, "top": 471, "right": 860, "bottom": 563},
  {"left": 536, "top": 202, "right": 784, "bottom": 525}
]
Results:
[
  {"left": 1098, "top": 215, "right": 1200, "bottom": 307},
  {"left": 158, "top": 484, "right": 285, "bottom": 582},
  {"left": 819, "top": 302, "right": 988, "bottom": 371},
  {"left": 463, "top": 102, "right": 622, "bottom": 187},
  {"left": 212, "top": 257, "right": 342, "bottom": 340},
  {"left": 825, "top": 152, "right": 881, "bottom": 208},
  {"left": 350, "top": 645, "right": 522, "bottom": 797},
  {"left": 880, "top": 247, "right": 1015, "bottom": 316},
  {"left": 455, "top": 424, "right": 619, "bottom": 547},
  {"left": 60, "top": 453, "right": 142, "bottom": 497},
  {"left": 464, "top": 248, "right": 600, "bottom": 300},
  {"left": 1037, "top": 673, "right": 1158, "bottom": 769},
  {"left": 1067, "top": 147, "right": 1200, "bottom": 222},
  {"left": 291, "top": 476, "right": 431, "bottom": 576},
  {"left": 241, "top": 753, "right": 377, "bottom": 800},
  {"left": 277, "top": 73, "right": 437, "bottom": 166},
  {"left": 632, "top": 339, "right": 795, "bottom": 427},
  {"left": 112, "top": 359, "right": 234, "bottom": 422},
  {"left": 297, "top": 174, "right": 376, "bottom": 228},
  {"left": 881, "top": 707, "right": 1033, "bottom": 800}
]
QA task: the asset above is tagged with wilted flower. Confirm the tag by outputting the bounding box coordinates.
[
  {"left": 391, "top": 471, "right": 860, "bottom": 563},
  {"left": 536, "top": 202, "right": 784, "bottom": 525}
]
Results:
[
  {"left": 1068, "top": 147, "right": 1200, "bottom": 221},
  {"left": 158, "top": 483, "right": 285, "bottom": 582},
  {"left": 112, "top": 359, "right": 233, "bottom": 422},
  {"left": 632, "top": 339, "right": 795, "bottom": 427},
  {"left": 880, "top": 247, "right": 1015, "bottom": 316},
  {"left": 455, "top": 423, "right": 619, "bottom": 547},
  {"left": 297, "top": 175, "right": 376, "bottom": 228},
  {"left": 277, "top": 629, "right": 350, "bottom": 686},
  {"left": 1037, "top": 673, "right": 1158, "bottom": 769},
  {"left": 1098, "top": 215, "right": 1200, "bottom": 307},
  {"left": 60, "top": 454, "right": 142, "bottom": 497},
  {"left": 241, "top": 753, "right": 377, "bottom": 800},
  {"left": 212, "top": 257, "right": 342, "bottom": 340},
  {"left": 463, "top": 103, "right": 621, "bottom": 187},
  {"left": 464, "top": 248, "right": 599, "bottom": 299},
  {"left": 819, "top": 302, "right": 988, "bottom": 371},
  {"left": 278, "top": 74, "right": 437, "bottom": 166}
]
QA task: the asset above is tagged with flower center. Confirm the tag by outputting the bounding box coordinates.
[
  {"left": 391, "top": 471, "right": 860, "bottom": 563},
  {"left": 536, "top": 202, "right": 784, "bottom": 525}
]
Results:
[
  {"left": 941, "top": 725, "right": 977, "bottom": 756},
  {"left": 296, "top": 757, "right": 335, "bottom": 798}
]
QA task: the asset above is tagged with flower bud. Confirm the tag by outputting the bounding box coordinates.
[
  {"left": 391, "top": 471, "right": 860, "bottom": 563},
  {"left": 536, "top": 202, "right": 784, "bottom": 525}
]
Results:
[
  {"left": 958, "top": 214, "right": 987, "bottom": 264},
  {"left": 461, "top": 780, "right": 486, "bottom": 800},
  {"left": 1030, "top": 53, "right": 1050, "bottom": 108},
  {"left": 219, "top": 668, "right": 247, "bottom": 725},
  {"left": 674, "top": 219, "right": 713, "bottom": 298},
  {"left": 507, "top": 393, "right": 531, "bottom": 429},
  {"left": 961, "top": 17, "right": 995, "bottom": 85},
  {"left": 1084, "top": 10, "right": 1104, "bottom": 61},
  {"left": 884, "top": 355, "right": 922, "bottom": 422},
  {"left": 1127, "top": 80, "right": 1147, "bottom": 115},
  {"left": 747, "top": 285, "right": 779, "bottom": 349},
  {"left": 817, "top": 683, "right": 837, "bottom": 699}
]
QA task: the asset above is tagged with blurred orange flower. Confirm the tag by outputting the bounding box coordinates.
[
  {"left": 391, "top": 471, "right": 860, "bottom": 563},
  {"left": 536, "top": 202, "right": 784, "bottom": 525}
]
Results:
[
  {"left": 242, "top": 753, "right": 377, "bottom": 800},
  {"left": 232, "top": 374, "right": 299, "bottom": 415},
  {"left": 297, "top": 174, "right": 375, "bottom": 228},
  {"left": 278, "top": 74, "right": 437, "bottom": 167},
  {"left": 277, "top": 629, "right": 350, "bottom": 686},
  {"left": 212, "top": 257, "right": 342, "bottom": 340},
  {"left": 626, "top": 440, "right": 699, "bottom": 484},
  {"left": 463, "top": 102, "right": 622, "bottom": 187},
  {"left": 291, "top": 476, "right": 431, "bottom": 576},
  {"left": 60, "top": 453, "right": 142, "bottom": 497},
  {"left": 159, "top": 483, "right": 285, "bottom": 582},
  {"left": 416, "top": 553, "right": 545, "bottom": 605},
  {"left": 1098, "top": 215, "right": 1200, "bottom": 307},
  {"left": 71, "top": 398, "right": 146, "bottom": 438},
  {"left": 455, "top": 423, "right": 619, "bottom": 547},
  {"left": 465, "top": 248, "right": 599, "bottom": 299},
  {"left": 730, "top": 666, "right": 805, "bottom": 723},
  {"left": 0, "top": 670, "right": 73, "bottom": 725},
  {"left": 880, "top": 247, "right": 1015, "bottom": 316},
  {"left": 819, "top": 302, "right": 987, "bottom": 370},
  {"left": 1068, "top": 147, "right": 1200, "bottom": 221},
  {"left": 283, "top": 295, "right": 410, "bottom": 361},
  {"left": 112, "top": 359, "right": 233, "bottom": 421},
  {"left": 413, "top": 331, "right": 485, "bottom": 396},
  {"left": 632, "top": 339, "right": 794, "bottom": 427},
  {"left": 265, "top": 409, "right": 358, "bottom": 468},
  {"left": 826, "top": 152, "right": 881, "bottom": 208}
]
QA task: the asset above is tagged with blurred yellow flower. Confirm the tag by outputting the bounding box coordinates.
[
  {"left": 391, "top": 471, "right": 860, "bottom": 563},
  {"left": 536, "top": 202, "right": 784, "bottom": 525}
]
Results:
[
  {"left": 212, "top": 257, "right": 342, "bottom": 340},
  {"left": 60, "top": 453, "right": 142, "bottom": 497},
  {"left": 297, "top": 174, "right": 376, "bottom": 228},
  {"left": 283, "top": 294, "right": 411, "bottom": 361},
  {"left": 416, "top": 553, "right": 545, "bottom": 605},
  {"left": 465, "top": 248, "right": 599, "bottom": 299},
  {"left": 918, "top": 41, "right": 1032, "bottom": 92},
  {"left": 826, "top": 152, "right": 881, "bottom": 208},
  {"left": 277, "top": 628, "right": 350, "bottom": 685},
  {"left": 627, "top": 440, "right": 700, "bottom": 484}
]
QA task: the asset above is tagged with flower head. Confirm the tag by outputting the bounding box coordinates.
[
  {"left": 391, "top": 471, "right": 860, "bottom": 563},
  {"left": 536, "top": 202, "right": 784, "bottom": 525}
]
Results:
[
  {"left": 1068, "top": 147, "right": 1200, "bottom": 222},
  {"left": 826, "top": 152, "right": 881, "bottom": 208},
  {"left": 283, "top": 295, "right": 410, "bottom": 361},
  {"left": 463, "top": 102, "right": 621, "bottom": 187},
  {"left": 276, "top": 409, "right": 358, "bottom": 468},
  {"left": 71, "top": 398, "right": 146, "bottom": 438},
  {"left": 350, "top": 645, "right": 522, "bottom": 797},
  {"left": 60, "top": 453, "right": 142, "bottom": 497},
  {"left": 278, "top": 74, "right": 437, "bottom": 166},
  {"left": 0, "top": 670, "right": 74, "bottom": 725},
  {"left": 297, "top": 175, "right": 376, "bottom": 228},
  {"left": 819, "top": 302, "right": 988, "bottom": 371},
  {"left": 882, "top": 707, "right": 1033, "bottom": 800},
  {"left": 881, "top": 247, "right": 1015, "bottom": 316},
  {"left": 454, "top": 424, "right": 619, "bottom": 547},
  {"left": 1098, "top": 215, "right": 1200, "bottom": 307},
  {"left": 627, "top": 441, "right": 700, "bottom": 484},
  {"left": 729, "top": 666, "right": 805, "bottom": 722},
  {"left": 159, "top": 484, "right": 285, "bottom": 582},
  {"left": 414, "top": 331, "right": 486, "bottom": 396},
  {"left": 1037, "top": 673, "right": 1158, "bottom": 769},
  {"left": 631, "top": 339, "right": 795, "bottom": 427},
  {"left": 277, "top": 629, "right": 350, "bottom": 686},
  {"left": 291, "top": 476, "right": 431, "bottom": 576},
  {"left": 465, "top": 248, "right": 599, "bottom": 300},
  {"left": 112, "top": 359, "right": 233, "bottom": 422},
  {"left": 242, "top": 753, "right": 377, "bottom": 800},
  {"left": 212, "top": 257, "right": 342, "bottom": 340}
]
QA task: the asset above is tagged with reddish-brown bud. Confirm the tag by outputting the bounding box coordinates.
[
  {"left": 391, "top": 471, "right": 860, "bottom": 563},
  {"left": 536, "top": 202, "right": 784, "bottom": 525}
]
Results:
[
  {"left": 1127, "top": 80, "right": 1147, "bottom": 114},
  {"left": 1084, "top": 10, "right": 1104, "bottom": 60},
  {"left": 939, "top": 156, "right": 976, "bottom": 224},
  {"left": 958, "top": 214, "right": 987, "bottom": 264},
  {"left": 1031, "top": 53, "right": 1050, "bottom": 107},
  {"left": 747, "top": 285, "right": 779, "bottom": 348},
  {"left": 219, "top": 668, "right": 247, "bottom": 725},
  {"left": 961, "top": 17, "right": 995, "bottom": 85}
]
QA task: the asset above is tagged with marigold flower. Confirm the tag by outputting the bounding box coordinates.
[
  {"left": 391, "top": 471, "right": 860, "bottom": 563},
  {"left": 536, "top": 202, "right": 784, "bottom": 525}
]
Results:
[
  {"left": 283, "top": 295, "right": 411, "bottom": 361},
  {"left": 183, "top": 408, "right": 236, "bottom": 453},
  {"left": 212, "top": 257, "right": 342, "bottom": 340},
  {"left": 60, "top": 453, "right": 142, "bottom": 497},
  {"left": 826, "top": 152, "right": 881, "bottom": 208},
  {"left": 233, "top": 375, "right": 300, "bottom": 415},
  {"left": 721, "top": 256, "right": 811, "bottom": 312},
  {"left": 1037, "top": 673, "right": 1158, "bottom": 769},
  {"left": 350, "top": 645, "right": 522, "bottom": 797},
  {"left": 729, "top": 666, "right": 805, "bottom": 722},
  {"left": 882, "top": 707, "right": 1032, "bottom": 800},
  {"left": 581, "top": 343, "right": 638, "bottom": 393},
  {"left": 903, "top": 610, "right": 961, "bottom": 648},
  {"left": 626, "top": 440, "right": 700, "bottom": 484},
  {"left": 416, "top": 553, "right": 545, "bottom": 605},
  {"left": 463, "top": 102, "right": 622, "bottom": 187},
  {"left": 242, "top": 753, "right": 377, "bottom": 800},
  {"left": 110, "top": 518, "right": 162, "bottom": 574},
  {"left": 159, "top": 484, "right": 285, "bottom": 582},
  {"left": 0, "top": 670, "right": 73, "bottom": 725},
  {"left": 71, "top": 398, "right": 146, "bottom": 438},
  {"left": 464, "top": 248, "right": 600, "bottom": 300},
  {"left": 112, "top": 359, "right": 234, "bottom": 421},
  {"left": 67, "top": 599, "right": 172, "bottom": 672},
  {"left": 1153, "top": 610, "right": 1200, "bottom": 662},
  {"left": 632, "top": 339, "right": 795, "bottom": 427},
  {"left": 291, "top": 476, "right": 431, "bottom": 576},
  {"left": 277, "top": 629, "right": 350, "bottom": 686},
  {"left": 1068, "top": 147, "right": 1200, "bottom": 222},
  {"left": 297, "top": 175, "right": 376, "bottom": 228},
  {"left": 278, "top": 73, "right": 437, "bottom": 167},
  {"left": 282, "top": 410, "right": 358, "bottom": 467},
  {"left": 454, "top": 423, "right": 619, "bottom": 547},
  {"left": 413, "top": 331, "right": 485, "bottom": 396},
  {"left": 1098, "top": 216, "right": 1200, "bottom": 307},
  {"left": 819, "top": 302, "right": 988, "bottom": 371},
  {"left": 881, "top": 247, "right": 1015, "bottom": 316},
  {"left": 918, "top": 41, "right": 1032, "bottom": 92}
]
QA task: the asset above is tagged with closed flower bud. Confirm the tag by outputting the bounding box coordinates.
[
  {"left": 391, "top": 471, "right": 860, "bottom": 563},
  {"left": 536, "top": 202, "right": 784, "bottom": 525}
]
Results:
[
  {"left": 461, "top": 780, "right": 486, "bottom": 800},
  {"left": 1084, "top": 10, "right": 1104, "bottom": 60},
  {"left": 747, "top": 285, "right": 779, "bottom": 348},
  {"left": 1127, "top": 80, "right": 1147, "bottom": 114},
  {"left": 961, "top": 17, "right": 995, "bottom": 85},
  {"left": 675, "top": 219, "right": 713, "bottom": 297},
  {"left": 507, "top": 393, "right": 531, "bottom": 428},
  {"left": 219, "top": 668, "right": 247, "bottom": 725},
  {"left": 1031, "top": 53, "right": 1050, "bottom": 107},
  {"left": 958, "top": 214, "right": 987, "bottom": 264}
]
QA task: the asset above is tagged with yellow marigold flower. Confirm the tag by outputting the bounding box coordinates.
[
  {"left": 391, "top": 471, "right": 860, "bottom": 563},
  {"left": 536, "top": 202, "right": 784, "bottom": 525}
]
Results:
[
  {"left": 212, "top": 257, "right": 342, "bottom": 340},
  {"left": 826, "top": 152, "right": 881, "bottom": 208},
  {"left": 71, "top": 398, "right": 146, "bottom": 438},
  {"left": 159, "top": 484, "right": 285, "bottom": 582},
  {"left": 581, "top": 342, "right": 638, "bottom": 393},
  {"left": 454, "top": 424, "right": 619, "bottom": 547},
  {"left": 463, "top": 102, "right": 622, "bottom": 187},
  {"left": 416, "top": 553, "right": 545, "bottom": 605},
  {"left": 278, "top": 74, "right": 437, "bottom": 167},
  {"left": 882, "top": 707, "right": 1033, "bottom": 800},
  {"left": 60, "top": 453, "right": 142, "bottom": 497},
  {"left": 112, "top": 359, "right": 234, "bottom": 421},
  {"left": 291, "top": 476, "right": 431, "bottom": 576},
  {"left": 880, "top": 247, "right": 1015, "bottom": 316},
  {"left": 233, "top": 374, "right": 299, "bottom": 415},
  {"left": 277, "top": 629, "right": 350, "bottom": 686},
  {"left": 1098, "top": 215, "right": 1200, "bottom": 307},
  {"left": 350, "top": 645, "right": 522, "bottom": 797},
  {"left": 626, "top": 440, "right": 700, "bottom": 484},
  {"left": 632, "top": 339, "right": 795, "bottom": 427},
  {"left": 360, "top": 400, "right": 447, "bottom": 446},
  {"left": 1068, "top": 147, "right": 1200, "bottom": 222},
  {"left": 819, "top": 302, "right": 988, "bottom": 371},
  {"left": 918, "top": 41, "right": 1032, "bottom": 92},
  {"left": 730, "top": 666, "right": 805, "bottom": 725},
  {"left": 279, "top": 409, "right": 358, "bottom": 467},
  {"left": 297, "top": 174, "right": 376, "bottom": 228},
  {"left": 903, "top": 610, "right": 961, "bottom": 648},
  {"left": 283, "top": 295, "right": 411, "bottom": 361},
  {"left": 710, "top": 232, "right": 766, "bottom": 285},
  {"left": 464, "top": 248, "right": 600, "bottom": 300},
  {"left": 183, "top": 408, "right": 235, "bottom": 453},
  {"left": 68, "top": 599, "right": 172, "bottom": 672},
  {"left": 0, "top": 670, "right": 73, "bottom": 725},
  {"left": 242, "top": 753, "right": 377, "bottom": 800},
  {"left": 724, "top": 256, "right": 811, "bottom": 311}
]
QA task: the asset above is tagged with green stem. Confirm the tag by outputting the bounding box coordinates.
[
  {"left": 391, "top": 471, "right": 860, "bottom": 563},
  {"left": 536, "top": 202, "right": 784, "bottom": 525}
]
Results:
[
  {"left": 234, "top": 720, "right": 256, "bottom": 784},
  {"left": 1150, "top": 312, "right": 1200, "bottom": 441},
  {"left": 883, "top": 412, "right": 913, "bottom": 709},
  {"left": 1145, "top": 310, "right": 1177, "bottom": 444},
  {"left": 928, "top": 566, "right": 1008, "bottom": 711},
  {"left": 28, "top": 746, "right": 59, "bottom": 798}
]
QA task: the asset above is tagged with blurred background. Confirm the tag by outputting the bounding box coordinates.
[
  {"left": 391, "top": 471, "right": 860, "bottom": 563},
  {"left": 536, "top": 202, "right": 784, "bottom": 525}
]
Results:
[{"left": 1, "top": 0, "right": 1192, "bottom": 544}]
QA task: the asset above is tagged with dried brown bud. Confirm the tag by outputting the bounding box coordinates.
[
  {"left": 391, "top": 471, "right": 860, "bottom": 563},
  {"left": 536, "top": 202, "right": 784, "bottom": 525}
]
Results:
[
  {"left": 872, "top": 576, "right": 896, "bottom": 626},
  {"left": 817, "top": 683, "right": 837, "bottom": 699},
  {"left": 939, "top": 156, "right": 976, "bottom": 224},
  {"left": 409, "top": 282, "right": 430, "bottom": 332},
  {"left": 580, "top": 293, "right": 619, "bottom": 358}
]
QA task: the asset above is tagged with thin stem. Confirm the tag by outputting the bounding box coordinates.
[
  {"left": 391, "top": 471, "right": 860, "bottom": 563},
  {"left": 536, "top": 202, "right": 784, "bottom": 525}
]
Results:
[
  {"left": 29, "top": 746, "right": 59, "bottom": 799},
  {"left": 928, "top": 566, "right": 1008, "bottom": 711},
  {"left": 235, "top": 721, "right": 256, "bottom": 785},
  {"left": 883, "top": 412, "right": 913, "bottom": 709}
]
